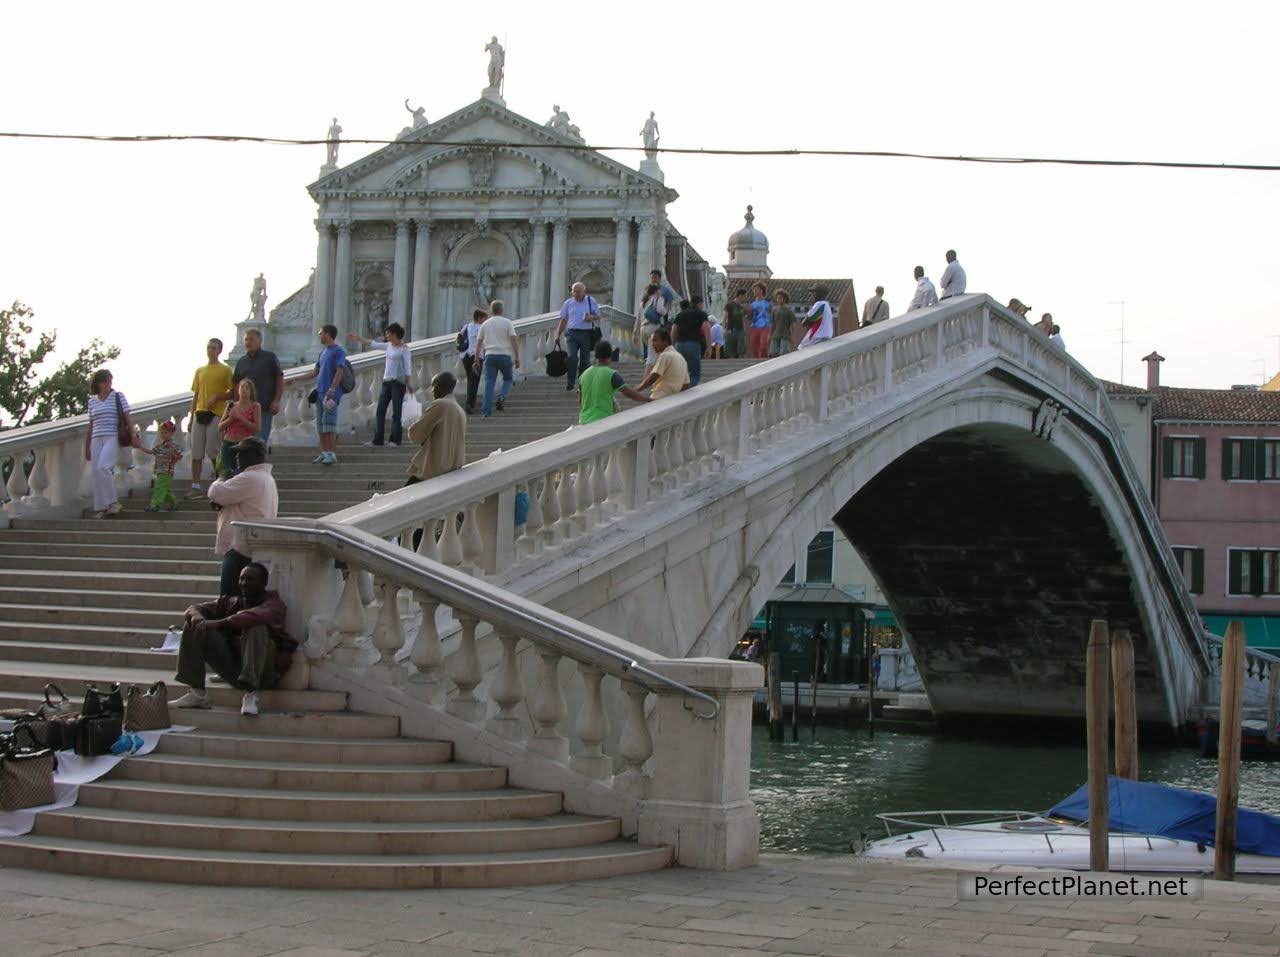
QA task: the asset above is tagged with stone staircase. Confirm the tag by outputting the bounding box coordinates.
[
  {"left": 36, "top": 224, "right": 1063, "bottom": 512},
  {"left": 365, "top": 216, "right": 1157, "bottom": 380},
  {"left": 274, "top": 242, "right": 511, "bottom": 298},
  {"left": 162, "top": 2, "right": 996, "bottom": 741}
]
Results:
[{"left": 0, "top": 359, "right": 755, "bottom": 887}]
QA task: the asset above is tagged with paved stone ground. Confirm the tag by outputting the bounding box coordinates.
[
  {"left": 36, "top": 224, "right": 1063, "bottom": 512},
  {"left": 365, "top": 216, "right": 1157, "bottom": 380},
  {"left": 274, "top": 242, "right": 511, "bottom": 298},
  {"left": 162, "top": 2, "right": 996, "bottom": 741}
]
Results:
[{"left": 2, "top": 855, "right": 1278, "bottom": 957}]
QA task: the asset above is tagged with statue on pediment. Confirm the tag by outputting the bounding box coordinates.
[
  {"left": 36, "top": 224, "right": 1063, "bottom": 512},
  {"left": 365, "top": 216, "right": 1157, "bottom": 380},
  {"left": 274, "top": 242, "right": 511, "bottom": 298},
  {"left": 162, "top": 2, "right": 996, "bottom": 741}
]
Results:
[
  {"left": 325, "top": 117, "right": 342, "bottom": 167},
  {"left": 248, "top": 273, "right": 267, "bottom": 322},
  {"left": 485, "top": 36, "right": 505, "bottom": 93},
  {"left": 399, "top": 99, "right": 428, "bottom": 139},
  {"left": 547, "top": 105, "right": 583, "bottom": 143},
  {"left": 473, "top": 260, "right": 496, "bottom": 307},
  {"left": 641, "top": 111, "right": 660, "bottom": 161}
]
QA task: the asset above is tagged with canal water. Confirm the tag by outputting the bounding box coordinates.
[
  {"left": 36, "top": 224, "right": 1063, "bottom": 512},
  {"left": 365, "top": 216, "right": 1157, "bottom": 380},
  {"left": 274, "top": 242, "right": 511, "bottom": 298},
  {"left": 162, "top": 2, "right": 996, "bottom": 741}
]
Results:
[{"left": 750, "top": 725, "right": 1280, "bottom": 853}]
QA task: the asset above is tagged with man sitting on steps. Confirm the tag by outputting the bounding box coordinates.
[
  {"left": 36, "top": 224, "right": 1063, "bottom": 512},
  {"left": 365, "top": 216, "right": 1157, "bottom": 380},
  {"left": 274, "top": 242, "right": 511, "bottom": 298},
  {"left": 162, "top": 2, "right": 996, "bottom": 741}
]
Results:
[{"left": 172, "top": 562, "right": 295, "bottom": 716}]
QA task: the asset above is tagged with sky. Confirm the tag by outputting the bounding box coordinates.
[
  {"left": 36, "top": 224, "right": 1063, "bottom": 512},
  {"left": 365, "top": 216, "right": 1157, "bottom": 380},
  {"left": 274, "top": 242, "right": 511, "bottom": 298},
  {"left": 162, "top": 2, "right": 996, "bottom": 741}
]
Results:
[{"left": 3, "top": 0, "right": 1278, "bottom": 407}]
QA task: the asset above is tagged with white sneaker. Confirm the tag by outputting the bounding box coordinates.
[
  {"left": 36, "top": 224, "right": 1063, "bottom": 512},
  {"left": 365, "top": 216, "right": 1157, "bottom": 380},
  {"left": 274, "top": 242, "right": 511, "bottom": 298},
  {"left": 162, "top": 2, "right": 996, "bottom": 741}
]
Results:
[
  {"left": 240, "top": 691, "right": 259, "bottom": 716},
  {"left": 321, "top": 452, "right": 337, "bottom": 466},
  {"left": 105, "top": 502, "right": 123, "bottom": 515},
  {"left": 311, "top": 453, "right": 327, "bottom": 464},
  {"left": 387, "top": 441, "right": 400, "bottom": 447},
  {"left": 172, "top": 689, "right": 211, "bottom": 709}
]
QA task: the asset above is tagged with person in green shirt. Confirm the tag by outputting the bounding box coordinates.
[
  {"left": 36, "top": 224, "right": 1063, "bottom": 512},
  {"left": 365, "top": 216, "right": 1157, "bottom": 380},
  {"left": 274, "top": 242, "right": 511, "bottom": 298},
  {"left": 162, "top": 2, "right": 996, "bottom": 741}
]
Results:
[
  {"left": 722, "top": 288, "right": 748, "bottom": 359},
  {"left": 577, "top": 340, "right": 650, "bottom": 425}
]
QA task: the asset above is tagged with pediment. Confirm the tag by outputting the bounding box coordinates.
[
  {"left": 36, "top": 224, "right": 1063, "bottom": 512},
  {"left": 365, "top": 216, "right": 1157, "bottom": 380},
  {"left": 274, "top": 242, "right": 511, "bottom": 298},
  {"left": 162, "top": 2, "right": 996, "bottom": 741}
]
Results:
[{"left": 310, "top": 98, "right": 672, "bottom": 198}]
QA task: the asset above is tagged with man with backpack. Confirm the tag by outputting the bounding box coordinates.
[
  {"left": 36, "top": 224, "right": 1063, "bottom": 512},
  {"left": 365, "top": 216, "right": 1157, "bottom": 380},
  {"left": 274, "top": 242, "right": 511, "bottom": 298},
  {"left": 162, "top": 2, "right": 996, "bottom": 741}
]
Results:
[{"left": 303, "top": 324, "right": 349, "bottom": 465}]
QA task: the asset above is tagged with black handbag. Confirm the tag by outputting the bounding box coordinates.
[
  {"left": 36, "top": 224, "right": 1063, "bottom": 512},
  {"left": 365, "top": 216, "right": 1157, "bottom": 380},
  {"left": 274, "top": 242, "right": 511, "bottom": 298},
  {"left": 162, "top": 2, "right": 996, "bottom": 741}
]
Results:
[
  {"left": 82, "top": 684, "right": 124, "bottom": 719},
  {"left": 73, "top": 715, "right": 123, "bottom": 757},
  {"left": 13, "top": 684, "right": 78, "bottom": 751},
  {"left": 545, "top": 340, "right": 568, "bottom": 378}
]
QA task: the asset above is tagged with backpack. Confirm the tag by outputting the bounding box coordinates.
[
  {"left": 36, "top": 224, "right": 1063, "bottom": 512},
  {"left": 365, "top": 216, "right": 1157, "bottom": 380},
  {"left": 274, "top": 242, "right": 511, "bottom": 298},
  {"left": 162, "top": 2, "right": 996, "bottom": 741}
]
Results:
[
  {"left": 339, "top": 357, "right": 356, "bottom": 394},
  {"left": 455, "top": 326, "right": 469, "bottom": 352}
]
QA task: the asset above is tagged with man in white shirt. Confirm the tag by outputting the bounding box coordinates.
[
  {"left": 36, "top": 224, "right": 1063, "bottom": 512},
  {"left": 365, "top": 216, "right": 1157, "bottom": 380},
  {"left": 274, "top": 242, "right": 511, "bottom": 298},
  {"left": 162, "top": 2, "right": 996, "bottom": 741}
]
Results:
[
  {"left": 862, "top": 286, "right": 889, "bottom": 326},
  {"left": 939, "top": 250, "right": 966, "bottom": 300},
  {"left": 907, "top": 266, "right": 938, "bottom": 312},
  {"left": 475, "top": 300, "right": 521, "bottom": 417},
  {"left": 347, "top": 322, "right": 413, "bottom": 446}
]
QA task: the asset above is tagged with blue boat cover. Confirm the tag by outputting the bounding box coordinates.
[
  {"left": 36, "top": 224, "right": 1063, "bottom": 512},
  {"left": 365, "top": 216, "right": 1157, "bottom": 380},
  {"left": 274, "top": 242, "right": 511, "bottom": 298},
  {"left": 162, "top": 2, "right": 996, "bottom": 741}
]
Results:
[{"left": 1049, "top": 777, "right": 1280, "bottom": 858}]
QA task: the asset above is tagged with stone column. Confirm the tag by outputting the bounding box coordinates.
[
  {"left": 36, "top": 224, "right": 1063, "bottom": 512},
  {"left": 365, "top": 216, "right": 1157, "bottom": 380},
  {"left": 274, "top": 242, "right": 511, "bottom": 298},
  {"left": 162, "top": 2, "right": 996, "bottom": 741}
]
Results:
[
  {"left": 528, "top": 218, "right": 549, "bottom": 313},
  {"left": 548, "top": 219, "right": 569, "bottom": 310},
  {"left": 312, "top": 219, "right": 334, "bottom": 329},
  {"left": 332, "top": 220, "right": 353, "bottom": 341},
  {"left": 410, "top": 219, "right": 432, "bottom": 338},
  {"left": 390, "top": 219, "right": 412, "bottom": 330},
  {"left": 612, "top": 216, "right": 632, "bottom": 311},
  {"left": 632, "top": 216, "right": 655, "bottom": 313}
]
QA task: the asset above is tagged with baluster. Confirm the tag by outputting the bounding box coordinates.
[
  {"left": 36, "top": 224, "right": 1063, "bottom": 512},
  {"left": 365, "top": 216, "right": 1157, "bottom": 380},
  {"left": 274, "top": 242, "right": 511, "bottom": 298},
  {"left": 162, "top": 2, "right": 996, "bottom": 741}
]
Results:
[
  {"left": 573, "top": 457, "right": 594, "bottom": 531},
  {"left": 680, "top": 418, "right": 699, "bottom": 479},
  {"left": 3, "top": 452, "right": 30, "bottom": 516},
  {"left": 616, "top": 682, "right": 654, "bottom": 792},
  {"left": 371, "top": 579, "right": 404, "bottom": 663},
  {"left": 715, "top": 406, "right": 733, "bottom": 466},
  {"left": 488, "top": 631, "right": 525, "bottom": 740},
  {"left": 653, "top": 428, "right": 672, "bottom": 486},
  {"left": 408, "top": 594, "right": 444, "bottom": 700},
  {"left": 571, "top": 664, "right": 611, "bottom": 780},
  {"left": 397, "top": 525, "right": 414, "bottom": 550},
  {"left": 528, "top": 649, "right": 569, "bottom": 762},
  {"left": 438, "top": 511, "right": 464, "bottom": 566},
  {"left": 555, "top": 467, "right": 576, "bottom": 539},
  {"left": 415, "top": 517, "right": 440, "bottom": 561},
  {"left": 22, "top": 446, "right": 51, "bottom": 509},
  {"left": 669, "top": 424, "right": 688, "bottom": 483},
  {"left": 333, "top": 568, "right": 366, "bottom": 640},
  {"left": 460, "top": 503, "right": 484, "bottom": 570},
  {"left": 603, "top": 447, "right": 625, "bottom": 515},
  {"left": 357, "top": 366, "right": 377, "bottom": 429},
  {"left": 590, "top": 452, "right": 609, "bottom": 521},
  {"left": 539, "top": 470, "right": 561, "bottom": 548},
  {"left": 692, "top": 413, "right": 711, "bottom": 473},
  {"left": 446, "top": 614, "right": 484, "bottom": 721},
  {"left": 520, "top": 478, "right": 544, "bottom": 556}
]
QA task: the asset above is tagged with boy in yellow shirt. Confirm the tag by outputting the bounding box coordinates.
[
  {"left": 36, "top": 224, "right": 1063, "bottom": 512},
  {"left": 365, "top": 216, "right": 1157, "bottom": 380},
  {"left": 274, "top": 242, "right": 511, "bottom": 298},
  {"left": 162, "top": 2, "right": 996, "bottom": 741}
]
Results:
[{"left": 188, "top": 338, "right": 234, "bottom": 497}]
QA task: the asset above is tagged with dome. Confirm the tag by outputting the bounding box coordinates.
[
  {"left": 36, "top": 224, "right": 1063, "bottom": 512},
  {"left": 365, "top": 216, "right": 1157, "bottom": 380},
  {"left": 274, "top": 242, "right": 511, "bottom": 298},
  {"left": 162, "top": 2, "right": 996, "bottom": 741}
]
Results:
[{"left": 728, "top": 205, "right": 769, "bottom": 253}]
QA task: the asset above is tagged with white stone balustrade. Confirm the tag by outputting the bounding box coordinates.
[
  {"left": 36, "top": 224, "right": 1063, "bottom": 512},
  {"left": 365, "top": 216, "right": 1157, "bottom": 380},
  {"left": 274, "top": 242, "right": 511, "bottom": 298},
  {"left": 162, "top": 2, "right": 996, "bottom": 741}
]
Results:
[{"left": 245, "top": 519, "right": 762, "bottom": 869}]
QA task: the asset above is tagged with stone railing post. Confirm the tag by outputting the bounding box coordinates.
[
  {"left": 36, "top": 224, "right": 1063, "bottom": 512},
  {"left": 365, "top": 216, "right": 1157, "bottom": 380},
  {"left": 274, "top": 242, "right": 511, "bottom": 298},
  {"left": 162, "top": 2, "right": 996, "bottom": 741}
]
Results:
[{"left": 638, "top": 658, "right": 762, "bottom": 869}]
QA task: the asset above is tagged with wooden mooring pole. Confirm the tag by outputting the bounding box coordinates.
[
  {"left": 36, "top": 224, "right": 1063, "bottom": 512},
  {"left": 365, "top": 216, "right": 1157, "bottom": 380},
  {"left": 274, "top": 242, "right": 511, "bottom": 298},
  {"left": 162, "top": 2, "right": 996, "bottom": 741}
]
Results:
[
  {"left": 791, "top": 671, "right": 799, "bottom": 742},
  {"left": 767, "top": 652, "right": 782, "bottom": 741},
  {"left": 1266, "top": 657, "right": 1279, "bottom": 749},
  {"left": 1215, "top": 620, "right": 1246, "bottom": 881},
  {"left": 1086, "top": 620, "right": 1110, "bottom": 873},
  {"left": 1111, "top": 629, "right": 1139, "bottom": 781}
]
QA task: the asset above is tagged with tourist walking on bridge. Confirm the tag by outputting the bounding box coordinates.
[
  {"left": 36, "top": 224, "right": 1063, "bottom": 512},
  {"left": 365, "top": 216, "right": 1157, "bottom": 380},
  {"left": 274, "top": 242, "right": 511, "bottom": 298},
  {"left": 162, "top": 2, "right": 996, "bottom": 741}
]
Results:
[
  {"left": 459, "top": 308, "right": 485, "bottom": 413},
  {"left": 748, "top": 282, "right": 772, "bottom": 358},
  {"left": 84, "top": 368, "right": 135, "bottom": 518},
  {"left": 347, "top": 322, "right": 413, "bottom": 447},
  {"left": 301, "top": 325, "right": 347, "bottom": 466},
  {"left": 554, "top": 282, "right": 601, "bottom": 391},
  {"left": 939, "top": 249, "right": 966, "bottom": 300},
  {"left": 862, "top": 286, "right": 889, "bottom": 326},
  {"left": 907, "top": 266, "right": 938, "bottom": 311},
  {"left": 578, "top": 340, "right": 650, "bottom": 424},
  {"left": 477, "top": 300, "right": 520, "bottom": 416},
  {"left": 671, "top": 297, "right": 710, "bottom": 386},
  {"left": 231, "top": 329, "right": 284, "bottom": 444},
  {"left": 769, "top": 290, "right": 794, "bottom": 356},
  {"left": 798, "top": 286, "right": 835, "bottom": 349},
  {"left": 722, "top": 288, "right": 748, "bottom": 358},
  {"left": 187, "top": 338, "right": 233, "bottom": 498}
]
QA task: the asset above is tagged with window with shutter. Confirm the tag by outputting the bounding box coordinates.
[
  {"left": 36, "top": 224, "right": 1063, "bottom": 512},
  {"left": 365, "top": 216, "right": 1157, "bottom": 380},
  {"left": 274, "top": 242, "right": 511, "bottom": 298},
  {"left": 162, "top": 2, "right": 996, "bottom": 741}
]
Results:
[
  {"left": 1262, "top": 440, "right": 1280, "bottom": 480},
  {"left": 1223, "top": 439, "right": 1258, "bottom": 480},
  {"left": 1166, "top": 437, "right": 1203, "bottom": 478},
  {"left": 1228, "top": 549, "right": 1247, "bottom": 595},
  {"left": 1172, "top": 547, "right": 1205, "bottom": 595}
]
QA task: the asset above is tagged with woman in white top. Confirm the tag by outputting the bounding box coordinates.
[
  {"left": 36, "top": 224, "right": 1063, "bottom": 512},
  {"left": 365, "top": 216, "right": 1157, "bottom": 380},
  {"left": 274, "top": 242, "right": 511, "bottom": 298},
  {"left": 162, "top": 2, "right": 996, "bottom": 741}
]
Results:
[
  {"left": 84, "top": 368, "right": 136, "bottom": 518},
  {"left": 634, "top": 282, "right": 666, "bottom": 361},
  {"left": 347, "top": 322, "right": 414, "bottom": 446}
]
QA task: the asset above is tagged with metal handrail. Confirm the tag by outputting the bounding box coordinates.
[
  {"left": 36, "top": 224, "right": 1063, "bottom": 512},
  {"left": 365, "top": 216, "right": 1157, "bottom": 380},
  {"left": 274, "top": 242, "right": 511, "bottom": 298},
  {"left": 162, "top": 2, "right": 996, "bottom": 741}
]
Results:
[{"left": 237, "top": 518, "right": 721, "bottom": 719}]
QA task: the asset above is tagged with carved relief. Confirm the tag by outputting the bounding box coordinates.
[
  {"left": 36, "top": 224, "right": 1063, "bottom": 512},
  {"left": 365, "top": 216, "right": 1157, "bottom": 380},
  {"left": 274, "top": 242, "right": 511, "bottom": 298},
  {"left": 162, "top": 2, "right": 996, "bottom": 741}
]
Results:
[
  {"left": 571, "top": 220, "right": 615, "bottom": 239},
  {"left": 466, "top": 147, "right": 496, "bottom": 188},
  {"left": 353, "top": 222, "right": 395, "bottom": 241},
  {"left": 1032, "top": 398, "right": 1065, "bottom": 440},
  {"left": 499, "top": 224, "right": 530, "bottom": 263}
]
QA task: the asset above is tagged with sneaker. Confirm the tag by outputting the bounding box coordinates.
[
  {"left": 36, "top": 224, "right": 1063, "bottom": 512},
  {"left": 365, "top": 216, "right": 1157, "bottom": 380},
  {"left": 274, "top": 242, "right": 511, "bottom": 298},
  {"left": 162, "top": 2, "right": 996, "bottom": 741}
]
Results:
[
  {"left": 172, "top": 689, "right": 211, "bottom": 709},
  {"left": 496, "top": 397, "right": 504, "bottom": 412},
  {"left": 240, "top": 691, "right": 259, "bottom": 716},
  {"left": 185, "top": 486, "right": 204, "bottom": 500},
  {"left": 566, "top": 383, "right": 575, "bottom": 391},
  {"left": 321, "top": 452, "right": 337, "bottom": 466},
  {"left": 387, "top": 440, "right": 399, "bottom": 447},
  {"left": 311, "top": 453, "right": 327, "bottom": 464},
  {"left": 364, "top": 440, "right": 383, "bottom": 447},
  {"left": 144, "top": 503, "right": 160, "bottom": 512},
  {"left": 91, "top": 510, "right": 107, "bottom": 520},
  {"left": 105, "top": 502, "right": 123, "bottom": 515}
]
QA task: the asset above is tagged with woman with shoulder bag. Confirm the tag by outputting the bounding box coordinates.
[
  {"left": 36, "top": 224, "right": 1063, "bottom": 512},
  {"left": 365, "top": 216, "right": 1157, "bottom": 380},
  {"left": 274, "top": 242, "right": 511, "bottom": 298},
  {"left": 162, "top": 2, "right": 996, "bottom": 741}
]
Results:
[{"left": 84, "top": 368, "right": 136, "bottom": 519}]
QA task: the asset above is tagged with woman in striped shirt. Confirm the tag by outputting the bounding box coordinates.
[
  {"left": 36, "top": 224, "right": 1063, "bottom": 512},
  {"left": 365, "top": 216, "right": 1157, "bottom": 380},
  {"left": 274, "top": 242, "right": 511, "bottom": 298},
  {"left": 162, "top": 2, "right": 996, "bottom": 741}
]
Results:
[{"left": 84, "top": 369, "right": 134, "bottom": 518}]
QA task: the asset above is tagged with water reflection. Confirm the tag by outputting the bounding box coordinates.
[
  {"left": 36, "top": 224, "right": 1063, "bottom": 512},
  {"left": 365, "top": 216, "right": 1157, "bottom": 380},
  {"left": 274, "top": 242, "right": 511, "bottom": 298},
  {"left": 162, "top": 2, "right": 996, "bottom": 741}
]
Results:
[{"left": 750, "top": 726, "right": 1280, "bottom": 853}]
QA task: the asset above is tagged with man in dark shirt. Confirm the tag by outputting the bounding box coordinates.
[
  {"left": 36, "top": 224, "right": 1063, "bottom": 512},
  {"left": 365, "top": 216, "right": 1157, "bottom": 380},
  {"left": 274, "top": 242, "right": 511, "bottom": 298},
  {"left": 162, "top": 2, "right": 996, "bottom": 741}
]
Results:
[
  {"left": 171, "top": 562, "right": 295, "bottom": 716},
  {"left": 671, "top": 295, "right": 710, "bottom": 386},
  {"left": 232, "top": 329, "right": 285, "bottom": 444},
  {"left": 722, "top": 289, "right": 747, "bottom": 359}
]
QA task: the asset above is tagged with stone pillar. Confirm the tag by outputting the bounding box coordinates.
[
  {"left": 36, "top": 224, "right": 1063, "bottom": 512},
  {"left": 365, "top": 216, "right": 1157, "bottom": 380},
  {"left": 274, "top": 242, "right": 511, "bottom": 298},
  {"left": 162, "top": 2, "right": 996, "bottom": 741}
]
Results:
[
  {"left": 332, "top": 220, "right": 353, "bottom": 341},
  {"left": 313, "top": 220, "right": 334, "bottom": 329},
  {"left": 612, "top": 216, "right": 632, "bottom": 311},
  {"left": 410, "top": 219, "right": 431, "bottom": 339},
  {"left": 638, "top": 658, "right": 763, "bottom": 869},
  {"left": 390, "top": 219, "right": 412, "bottom": 330},
  {"left": 633, "top": 216, "right": 655, "bottom": 313},
  {"left": 528, "top": 218, "right": 549, "bottom": 313},
  {"left": 548, "top": 219, "right": 569, "bottom": 310}
]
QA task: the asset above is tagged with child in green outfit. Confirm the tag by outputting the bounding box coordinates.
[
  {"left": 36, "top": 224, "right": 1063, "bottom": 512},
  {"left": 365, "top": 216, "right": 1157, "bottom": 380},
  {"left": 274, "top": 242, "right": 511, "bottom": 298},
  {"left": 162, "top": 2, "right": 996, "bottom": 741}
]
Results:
[{"left": 145, "top": 420, "right": 183, "bottom": 511}]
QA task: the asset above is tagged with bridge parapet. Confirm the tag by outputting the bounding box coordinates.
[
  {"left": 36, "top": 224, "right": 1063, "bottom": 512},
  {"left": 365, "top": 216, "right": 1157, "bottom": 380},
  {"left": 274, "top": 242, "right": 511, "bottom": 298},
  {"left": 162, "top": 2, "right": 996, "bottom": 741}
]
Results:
[{"left": 240, "top": 518, "right": 762, "bottom": 870}]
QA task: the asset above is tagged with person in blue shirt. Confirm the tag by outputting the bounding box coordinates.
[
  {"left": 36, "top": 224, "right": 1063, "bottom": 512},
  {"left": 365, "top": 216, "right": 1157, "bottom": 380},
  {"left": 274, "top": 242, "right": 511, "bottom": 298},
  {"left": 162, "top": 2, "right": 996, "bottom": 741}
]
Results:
[
  {"left": 648, "top": 269, "right": 677, "bottom": 315},
  {"left": 301, "top": 324, "right": 347, "bottom": 465},
  {"left": 554, "top": 282, "right": 601, "bottom": 391},
  {"left": 748, "top": 282, "right": 772, "bottom": 359}
]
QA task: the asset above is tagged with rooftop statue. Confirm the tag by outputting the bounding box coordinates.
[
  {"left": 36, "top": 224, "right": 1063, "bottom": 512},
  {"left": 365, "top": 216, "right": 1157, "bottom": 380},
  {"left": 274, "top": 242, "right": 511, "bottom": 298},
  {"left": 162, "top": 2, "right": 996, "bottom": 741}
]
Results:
[
  {"left": 641, "top": 111, "right": 660, "bottom": 161},
  {"left": 325, "top": 117, "right": 342, "bottom": 167},
  {"left": 248, "top": 273, "right": 267, "bottom": 322},
  {"left": 400, "top": 99, "right": 428, "bottom": 139},
  {"left": 484, "top": 36, "right": 505, "bottom": 94}
]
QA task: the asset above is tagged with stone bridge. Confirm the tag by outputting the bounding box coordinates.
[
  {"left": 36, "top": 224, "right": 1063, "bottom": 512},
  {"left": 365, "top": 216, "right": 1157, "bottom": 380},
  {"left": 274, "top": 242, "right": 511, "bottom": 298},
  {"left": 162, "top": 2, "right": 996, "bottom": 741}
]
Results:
[{"left": 331, "top": 295, "right": 1208, "bottom": 727}]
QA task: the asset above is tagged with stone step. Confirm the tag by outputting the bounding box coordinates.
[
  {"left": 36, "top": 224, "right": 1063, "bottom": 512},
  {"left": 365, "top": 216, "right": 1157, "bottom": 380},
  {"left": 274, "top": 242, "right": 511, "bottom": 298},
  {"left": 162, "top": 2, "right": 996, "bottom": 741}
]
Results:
[
  {"left": 0, "top": 621, "right": 167, "bottom": 648},
  {"left": 0, "top": 587, "right": 206, "bottom": 611},
  {"left": 168, "top": 706, "right": 399, "bottom": 738},
  {"left": 0, "top": 553, "right": 218, "bottom": 575},
  {"left": 0, "top": 640, "right": 178, "bottom": 671},
  {"left": 0, "top": 835, "right": 672, "bottom": 889},
  {"left": 152, "top": 728, "right": 450, "bottom": 765},
  {"left": 1, "top": 528, "right": 214, "bottom": 546},
  {"left": 10, "top": 518, "right": 216, "bottom": 533},
  {"left": 0, "top": 569, "right": 218, "bottom": 593},
  {"left": 0, "top": 602, "right": 184, "bottom": 629},
  {"left": 74, "top": 779, "right": 557, "bottom": 821},
  {"left": 112, "top": 753, "right": 508, "bottom": 793},
  {"left": 31, "top": 806, "right": 622, "bottom": 856}
]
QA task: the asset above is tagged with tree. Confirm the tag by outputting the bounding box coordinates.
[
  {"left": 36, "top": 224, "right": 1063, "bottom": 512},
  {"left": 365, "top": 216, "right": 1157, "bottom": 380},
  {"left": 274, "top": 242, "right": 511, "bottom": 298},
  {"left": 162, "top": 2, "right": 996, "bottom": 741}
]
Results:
[{"left": 0, "top": 301, "right": 122, "bottom": 429}]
